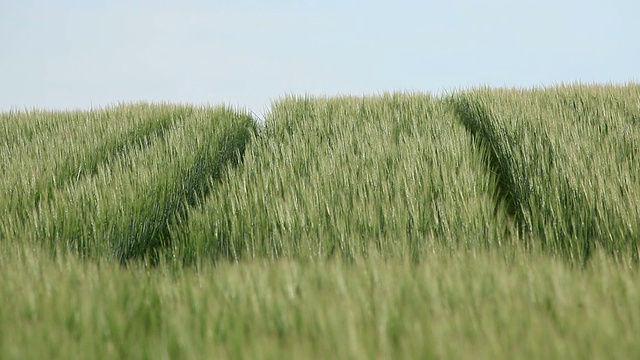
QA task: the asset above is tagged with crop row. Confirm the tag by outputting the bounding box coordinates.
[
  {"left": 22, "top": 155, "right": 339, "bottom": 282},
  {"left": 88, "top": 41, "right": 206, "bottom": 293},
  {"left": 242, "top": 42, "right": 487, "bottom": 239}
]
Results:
[
  {"left": 169, "top": 93, "right": 515, "bottom": 265},
  {"left": 2, "top": 84, "right": 638, "bottom": 264},
  {"left": 2, "top": 104, "right": 255, "bottom": 262},
  {"left": 1, "top": 104, "right": 190, "bottom": 231},
  {"left": 171, "top": 85, "right": 639, "bottom": 265},
  {"left": 453, "top": 84, "right": 640, "bottom": 262}
]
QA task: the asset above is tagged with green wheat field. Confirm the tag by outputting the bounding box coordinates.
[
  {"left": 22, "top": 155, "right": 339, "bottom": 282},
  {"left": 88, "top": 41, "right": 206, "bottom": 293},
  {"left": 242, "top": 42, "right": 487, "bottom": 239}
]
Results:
[{"left": 1, "top": 84, "right": 639, "bottom": 359}]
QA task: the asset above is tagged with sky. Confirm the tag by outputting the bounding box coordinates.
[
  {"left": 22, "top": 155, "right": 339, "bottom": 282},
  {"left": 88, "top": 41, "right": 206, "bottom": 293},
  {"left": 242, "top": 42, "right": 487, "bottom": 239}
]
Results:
[{"left": 1, "top": 0, "right": 638, "bottom": 115}]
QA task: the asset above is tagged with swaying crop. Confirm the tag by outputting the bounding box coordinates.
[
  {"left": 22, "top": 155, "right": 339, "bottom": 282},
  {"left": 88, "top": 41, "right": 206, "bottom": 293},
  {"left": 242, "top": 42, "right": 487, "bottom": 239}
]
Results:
[
  {"left": 1, "top": 246, "right": 639, "bottom": 359},
  {"left": 1, "top": 104, "right": 189, "bottom": 237},
  {"left": 2, "top": 85, "right": 639, "bottom": 359},
  {"left": 171, "top": 93, "right": 515, "bottom": 265},
  {"left": 2, "top": 103, "right": 256, "bottom": 262},
  {"left": 452, "top": 83, "right": 640, "bottom": 263}
]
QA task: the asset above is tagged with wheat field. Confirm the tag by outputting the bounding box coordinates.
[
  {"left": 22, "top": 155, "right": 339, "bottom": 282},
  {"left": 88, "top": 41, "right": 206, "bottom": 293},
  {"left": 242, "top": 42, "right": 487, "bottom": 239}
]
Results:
[{"left": 1, "top": 84, "right": 639, "bottom": 359}]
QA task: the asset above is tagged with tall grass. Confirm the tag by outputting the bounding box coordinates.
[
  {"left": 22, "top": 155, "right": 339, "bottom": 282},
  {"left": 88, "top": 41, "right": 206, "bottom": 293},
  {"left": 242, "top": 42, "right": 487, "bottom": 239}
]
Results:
[
  {"left": 452, "top": 83, "right": 640, "bottom": 262},
  {"left": 3, "top": 104, "right": 256, "bottom": 262},
  {"left": 0, "top": 103, "right": 190, "bottom": 239},
  {"left": 1, "top": 246, "right": 638, "bottom": 359},
  {"left": 170, "top": 93, "right": 515, "bottom": 264}
]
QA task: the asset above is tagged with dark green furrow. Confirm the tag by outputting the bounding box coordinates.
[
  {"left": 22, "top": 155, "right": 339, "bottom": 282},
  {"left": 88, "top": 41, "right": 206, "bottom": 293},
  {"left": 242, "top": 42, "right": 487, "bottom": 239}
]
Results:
[
  {"left": 451, "top": 84, "right": 640, "bottom": 263},
  {"left": 0, "top": 105, "right": 191, "bottom": 241},
  {"left": 6, "top": 106, "right": 256, "bottom": 263},
  {"left": 114, "top": 119, "right": 255, "bottom": 263},
  {"left": 171, "top": 94, "right": 514, "bottom": 265}
]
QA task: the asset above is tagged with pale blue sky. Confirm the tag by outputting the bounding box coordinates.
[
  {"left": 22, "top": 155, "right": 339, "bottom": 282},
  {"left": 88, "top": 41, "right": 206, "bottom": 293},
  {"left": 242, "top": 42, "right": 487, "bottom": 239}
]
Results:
[{"left": 1, "top": 0, "right": 638, "bottom": 114}]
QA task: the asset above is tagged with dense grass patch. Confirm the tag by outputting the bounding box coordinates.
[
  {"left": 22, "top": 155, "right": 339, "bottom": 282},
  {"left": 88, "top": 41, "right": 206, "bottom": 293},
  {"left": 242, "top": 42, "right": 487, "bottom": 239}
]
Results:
[
  {"left": 1, "top": 104, "right": 188, "bottom": 236},
  {"left": 452, "top": 84, "right": 640, "bottom": 263},
  {"left": 170, "top": 93, "right": 515, "bottom": 265},
  {"left": 2, "top": 104, "right": 256, "bottom": 262},
  {"left": 1, "top": 247, "right": 638, "bottom": 360}
]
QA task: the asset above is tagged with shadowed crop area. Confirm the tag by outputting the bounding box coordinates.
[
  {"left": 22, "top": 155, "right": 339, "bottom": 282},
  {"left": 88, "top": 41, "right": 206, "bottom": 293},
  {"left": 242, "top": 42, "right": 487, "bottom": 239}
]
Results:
[
  {"left": 1, "top": 103, "right": 256, "bottom": 262},
  {"left": 452, "top": 84, "right": 640, "bottom": 263},
  {"left": 1, "top": 84, "right": 639, "bottom": 359},
  {"left": 169, "top": 93, "right": 515, "bottom": 264}
]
